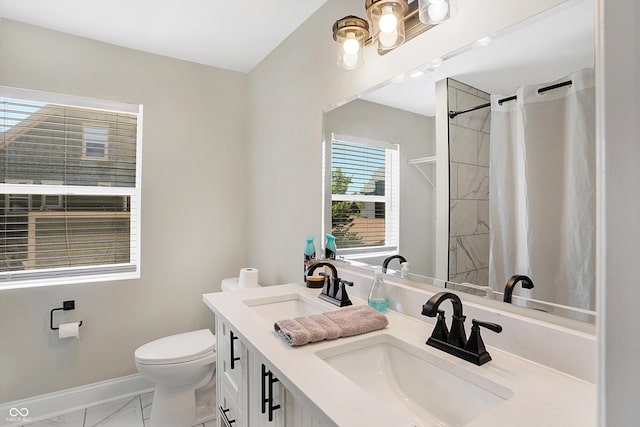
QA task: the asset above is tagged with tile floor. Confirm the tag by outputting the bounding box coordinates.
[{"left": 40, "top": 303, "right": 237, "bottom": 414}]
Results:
[{"left": 21, "top": 392, "right": 215, "bottom": 427}]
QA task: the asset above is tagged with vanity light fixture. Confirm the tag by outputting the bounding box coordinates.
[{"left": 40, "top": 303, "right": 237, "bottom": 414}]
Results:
[
  {"left": 366, "top": 0, "right": 409, "bottom": 50},
  {"left": 332, "top": 0, "right": 460, "bottom": 69},
  {"left": 332, "top": 16, "right": 370, "bottom": 69},
  {"left": 418, "top": 0, "right": 458, "bottom": 25}
]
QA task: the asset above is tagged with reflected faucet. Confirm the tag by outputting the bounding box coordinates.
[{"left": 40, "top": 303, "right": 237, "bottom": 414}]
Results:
[
  {"left": 381, "top": 254, "right": 407, "bottom": 273},
  {"left": 503, "top": 274, "right": 535, "bottom": 303}
]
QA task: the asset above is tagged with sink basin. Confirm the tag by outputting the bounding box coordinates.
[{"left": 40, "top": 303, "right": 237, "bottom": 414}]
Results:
[
  {"left": 244, "top": 293, "right": 332, "bottom": 323},
  {"left": 316, "top": 334, "right": 513, "bottom": 427}
]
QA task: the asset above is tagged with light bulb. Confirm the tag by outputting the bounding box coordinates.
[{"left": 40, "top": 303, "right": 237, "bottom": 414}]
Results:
[
  {"left": 342, "top": 52, "right": 359, "bottom": 68},
  {"left": 343, "top": 36, "right": 360, "bottom": 55},
  {"left": 378, "top": 6, "right": 398, "bottom": 33},
  {"left": 428, "top": 0, "right": 449, "bottom": 23},
  {"left": 379, "top": 30, "right": 398, "bottom": 48}
]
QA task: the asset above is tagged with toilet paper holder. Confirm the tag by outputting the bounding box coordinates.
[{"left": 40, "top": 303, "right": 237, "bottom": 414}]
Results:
[{"left": 50, "top": 300, "right": 83, "bottom": 330}]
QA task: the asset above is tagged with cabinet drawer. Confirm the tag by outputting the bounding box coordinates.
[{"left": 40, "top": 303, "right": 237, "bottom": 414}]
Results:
[
  {"left": 217, "top": 320, "right": 246, "bottom": 394},
  {"left": 219, "top": 380, "right": 243, "bottom": 427}
]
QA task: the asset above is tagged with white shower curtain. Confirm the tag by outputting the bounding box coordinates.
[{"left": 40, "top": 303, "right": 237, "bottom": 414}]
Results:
[{"left": 489, "top": 68, "right": 595, "bottom": 315}]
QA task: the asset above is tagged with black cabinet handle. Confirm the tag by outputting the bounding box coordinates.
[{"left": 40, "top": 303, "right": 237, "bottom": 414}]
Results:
[
  {"left": 219, "top": 406, "right": 236, "bottom": 426},
  {"left": 261, "top": 363, "right": 281, "bottom": 422},
  {"left": 230, "top": 330, "right": 240, "bottom": 370},
  {"left": 261, "top": 363, "right": 267, "bottom": 415}
]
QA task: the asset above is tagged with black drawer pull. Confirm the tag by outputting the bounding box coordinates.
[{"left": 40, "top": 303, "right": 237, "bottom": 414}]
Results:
[
  {"left": 230, "top": 330, "right": 240, "bottom": 370},
  {"left": 219, "top": 406, "right": 236, "bottom": 426}
]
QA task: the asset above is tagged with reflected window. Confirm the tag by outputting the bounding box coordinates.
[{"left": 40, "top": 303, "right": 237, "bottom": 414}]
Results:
[{"left": 329, "top": 134, "right": 399, "bottom": 256}]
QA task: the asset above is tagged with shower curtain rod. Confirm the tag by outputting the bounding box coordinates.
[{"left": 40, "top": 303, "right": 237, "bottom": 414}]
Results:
[{"left": 448, "top": 80, "right": 573, "bottom": 119}]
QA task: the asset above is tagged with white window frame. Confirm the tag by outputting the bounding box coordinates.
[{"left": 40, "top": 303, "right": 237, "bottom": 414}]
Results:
[
  {"left": 82, "top": 125, "right": 109, "bottom": 161},
  {"left": 0, "top": 86, "right": 143, "bottom": 290},
  {"left": 326, "top": 133, "right": 400, "bottom": 257}
]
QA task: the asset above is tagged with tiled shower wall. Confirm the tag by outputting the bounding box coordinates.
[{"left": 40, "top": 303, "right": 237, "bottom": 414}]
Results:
[{"left": 447, "top": 79, "right": 491, "bottom": 287}]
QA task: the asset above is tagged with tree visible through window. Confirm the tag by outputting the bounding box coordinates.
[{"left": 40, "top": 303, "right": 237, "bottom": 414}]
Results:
[{"left": 330, "top": 135, "right": 399, "bottom": 254}]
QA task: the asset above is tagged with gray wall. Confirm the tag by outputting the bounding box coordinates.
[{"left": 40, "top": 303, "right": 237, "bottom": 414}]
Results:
[
  {"left": 0, "top": 19, "right": 248, "bottom": 402},
  {"left": 324, "top": 99, "right": 436, "bottom": 277}
]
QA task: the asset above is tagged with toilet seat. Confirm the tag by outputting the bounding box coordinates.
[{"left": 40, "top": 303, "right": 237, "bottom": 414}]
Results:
[{"left": 135, "top": 329, "right": 215, "bottom": 365}]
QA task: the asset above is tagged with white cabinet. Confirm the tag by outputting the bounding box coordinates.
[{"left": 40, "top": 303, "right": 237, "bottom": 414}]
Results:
[
  {"left": 248, "top": 353, "right": 286, "bottom": 426},
  {"left": 216, "top": 319, "right": 247, "bottom": 427},
  {"left": 215, "top": 318, "right": 335, "bottom": 427}
]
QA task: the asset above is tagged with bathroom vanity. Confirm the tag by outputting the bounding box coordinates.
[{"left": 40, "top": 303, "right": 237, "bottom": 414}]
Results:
[{"left": 203, "top": 279, "right": 595, "bottom": 427}]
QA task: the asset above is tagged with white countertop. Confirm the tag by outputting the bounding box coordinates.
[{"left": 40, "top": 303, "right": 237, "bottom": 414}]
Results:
[{"left": 203, "top": 283, "right": 595, "bottom": 427}]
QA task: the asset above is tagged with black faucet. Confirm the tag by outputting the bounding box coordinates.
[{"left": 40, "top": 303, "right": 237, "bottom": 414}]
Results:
[
  {"left": 503, "top": 274, "right": 535, "bottom": 303},
  {"left": 306, "top": 262, "right": 352, "bottom": 307},
  {"left": 305, "top": 262, "right": 338, "bottom": 281},
  {"left": 421, "top": 291, "right": 502, "bottom": 365},
  {"left": 381, "top": 254, "right": 407, "bottom": 273}
]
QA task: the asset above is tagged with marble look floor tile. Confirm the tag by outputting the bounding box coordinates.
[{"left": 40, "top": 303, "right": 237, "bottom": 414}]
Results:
[
  {"left": 84, "top": 396, "right": 143, "bottom": 427},
  {"left": 23, "top": 409, "right": 85, "bottom": 426},
  {"left": 140, "top": 392, "right": 153, "bottom": 421}
]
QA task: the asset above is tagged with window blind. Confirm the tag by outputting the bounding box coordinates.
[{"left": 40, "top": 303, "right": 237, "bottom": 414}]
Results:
[
  {"left": 0, "top": 87, "right": 141, "bottom": 289},
  {"left": 330, "top": 135, "right": 399, "bottom": 252}
]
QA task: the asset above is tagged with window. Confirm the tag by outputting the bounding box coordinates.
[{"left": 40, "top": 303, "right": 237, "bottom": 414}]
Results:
[
  {"left": 83, "top": 126, "right": 108, "bottom": 160},
  {"left": 0, "top": 87, "right": 142, "bottom": 289},
  {"left": 327, "top": 134, "right": 399, "bottom": 257}
]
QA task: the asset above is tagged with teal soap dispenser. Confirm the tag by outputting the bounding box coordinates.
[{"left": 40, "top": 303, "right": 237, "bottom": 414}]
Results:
[
  {"left": 368, "top": 266, "right": 390, "bottom": 313},
  {"left": 304, "top": 235, "right": 316, "bottom": 269},
  {"left": 325, "top": 234, "right": 337, "bottom": 260}
]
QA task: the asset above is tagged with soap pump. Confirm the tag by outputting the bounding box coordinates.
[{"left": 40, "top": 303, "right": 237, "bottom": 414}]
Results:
[
  {"left": 401, "top": 262, "right": 410, "bottom": 278},
  {"left": 368, "top": 266, "right": 390, "bottom": 313}
]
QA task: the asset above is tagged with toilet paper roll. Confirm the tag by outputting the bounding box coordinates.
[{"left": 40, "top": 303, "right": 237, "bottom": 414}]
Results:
[
  {"left": 238, "top": 267, "right": 259, "bottom": 288},
  {"left": 58, "top": 322, "right": 81, "bottom": 340}
]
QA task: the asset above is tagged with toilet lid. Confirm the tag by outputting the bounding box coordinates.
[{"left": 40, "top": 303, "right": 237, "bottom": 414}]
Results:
[{"left": 135, "top": 329, "right": 216, "bottom": 365}]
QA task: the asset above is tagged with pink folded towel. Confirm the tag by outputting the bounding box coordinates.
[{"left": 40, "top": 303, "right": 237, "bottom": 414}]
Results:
[{"left": 274, "top": 305, "right": 388, "bottom": 346}]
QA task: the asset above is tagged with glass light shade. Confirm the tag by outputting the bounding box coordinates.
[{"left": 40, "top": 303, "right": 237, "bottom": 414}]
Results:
[
  {"left": 333, "top": 16, "right": 369, "bottom": 70},
  {"left": 418, "top": 0, "right": 458, "bottom": 25},
  {"left": 366, "top": 0, "right": 408, "bottom": 50}
]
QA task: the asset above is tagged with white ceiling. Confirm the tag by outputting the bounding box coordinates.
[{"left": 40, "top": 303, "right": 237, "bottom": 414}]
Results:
[
  {"left": 0, "top": 0, "right": 328, "bottom": 73},
  {"left": 361, "top": 0, "right": 594, "bottom": 116}
]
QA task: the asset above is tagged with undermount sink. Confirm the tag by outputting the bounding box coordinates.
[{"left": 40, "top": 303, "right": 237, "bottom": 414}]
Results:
[
  {"left": 244, "top": 292, "right": 332, "bottom": 323},
  {"left": 316, "top": 334, "right": 513, "bottom": 427}
]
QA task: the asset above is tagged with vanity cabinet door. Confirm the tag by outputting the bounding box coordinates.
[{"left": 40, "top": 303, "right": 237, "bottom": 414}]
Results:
[
  {"left": 247, "top": 352, "right": 336, "bottom": 427},
  {"left": 216, "top": 319, "right": 248, "bottom": 424},
  {"left": 248, "top": 354, "right": 286, "bottom": 426},
  {"left": 218, "top": 380, "right": 243, "bottom": 427}
]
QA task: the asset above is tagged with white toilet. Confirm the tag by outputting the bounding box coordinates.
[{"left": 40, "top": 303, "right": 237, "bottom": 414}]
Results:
[
  {"left": 135, "top": 273, "right": 261, "bottom": 427},
  {"left": 135, "top": 329, "right": 216, "bottom": 427}
]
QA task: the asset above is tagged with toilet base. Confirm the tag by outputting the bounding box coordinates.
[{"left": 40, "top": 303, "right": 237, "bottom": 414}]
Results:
[
  {"left": 148, "top": 369, "right": 214, "bottom": 427},
  {"left": 149, "top": 384, "right": 197, "bottom": 427}
]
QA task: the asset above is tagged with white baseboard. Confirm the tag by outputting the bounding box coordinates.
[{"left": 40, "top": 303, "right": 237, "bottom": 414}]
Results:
[{"left": 0, "top": 374, "right": 154, "bottom": 426}]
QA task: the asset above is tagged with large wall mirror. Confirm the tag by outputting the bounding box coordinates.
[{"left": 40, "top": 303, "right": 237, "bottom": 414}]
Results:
[{"left": 323, "top": 0, "right": 595, "bottom": 322}]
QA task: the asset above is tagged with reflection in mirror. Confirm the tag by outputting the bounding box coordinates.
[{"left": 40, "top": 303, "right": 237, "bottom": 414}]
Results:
[
  {"left": 323, "top": 0, "right": 595, "bottom": 322},
  {"left": 323, "top": 101, "right": 436, "bottom": 278}
]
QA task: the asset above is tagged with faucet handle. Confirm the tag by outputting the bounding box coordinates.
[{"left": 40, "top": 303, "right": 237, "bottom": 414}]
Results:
[
  {"left": 334, "top": 280, "right": 353, "bottom": 306},
  {"left": 465, "top": 319, "right": 503, "bottom": 365},
  {"left": 428, "top": 310, "right": 449, "bottom": 342}
]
